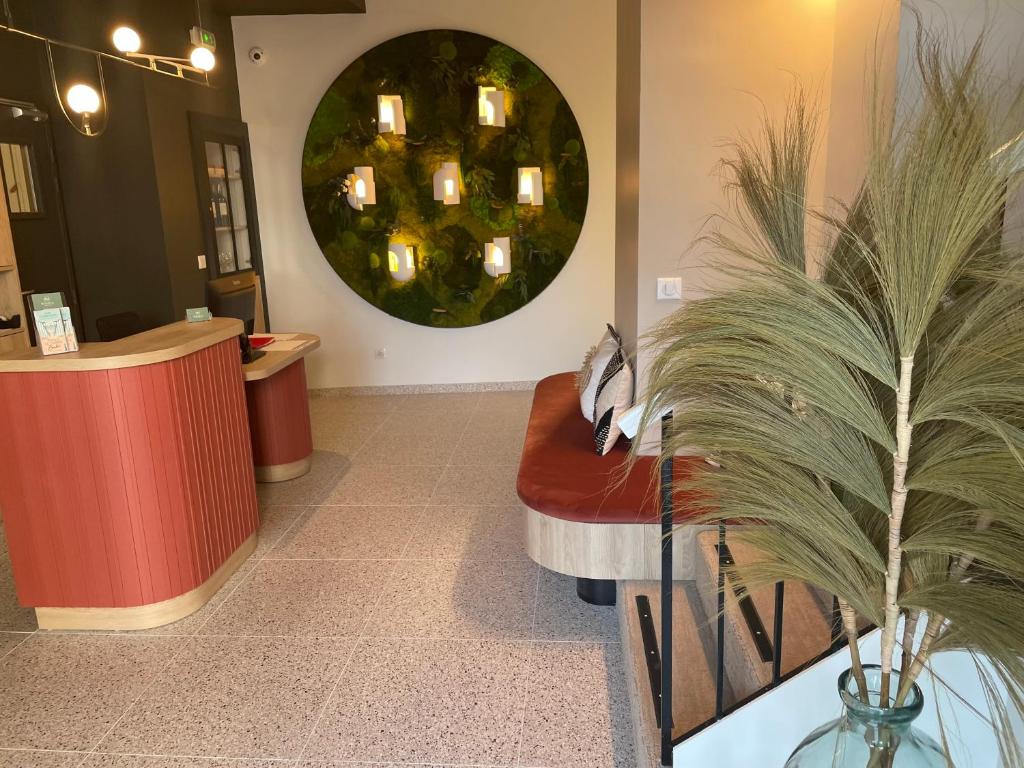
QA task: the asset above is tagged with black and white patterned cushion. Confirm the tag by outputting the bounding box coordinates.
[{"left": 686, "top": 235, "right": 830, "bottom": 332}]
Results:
[{"left": 592, "top": 331, "right": 634, "bottom": 455}]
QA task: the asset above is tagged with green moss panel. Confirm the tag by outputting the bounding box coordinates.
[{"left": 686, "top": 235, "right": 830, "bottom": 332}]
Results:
[{"left": 301, "top": 29, "right": 588, "bottom": 328}]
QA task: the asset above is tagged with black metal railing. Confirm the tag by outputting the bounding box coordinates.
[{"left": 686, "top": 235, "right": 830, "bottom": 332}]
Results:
[{"left": 652, "top": 411, "right": 872, "bottom": 767}]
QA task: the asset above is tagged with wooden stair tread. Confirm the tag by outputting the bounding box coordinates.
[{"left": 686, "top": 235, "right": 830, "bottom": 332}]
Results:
[
  {"left": 621, "top": 580, "right": 718, "bottom": 766},
  {"left": 695, "top": 531, "right": 832, "bottom": 698}
]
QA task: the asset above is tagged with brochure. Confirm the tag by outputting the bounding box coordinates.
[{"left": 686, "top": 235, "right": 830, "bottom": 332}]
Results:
[{"left": 31, "top": 293, "right": 79, "bottom": 356}]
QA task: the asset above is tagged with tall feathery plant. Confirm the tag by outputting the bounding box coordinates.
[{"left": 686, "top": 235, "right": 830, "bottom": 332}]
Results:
[{"left": 637, "top": 27, "right": 1024, "bottom": 764}]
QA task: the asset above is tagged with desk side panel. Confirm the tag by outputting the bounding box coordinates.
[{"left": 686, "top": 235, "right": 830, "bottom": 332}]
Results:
[{"left": 0, "top": 338, "right": 258, "bottom": 608}]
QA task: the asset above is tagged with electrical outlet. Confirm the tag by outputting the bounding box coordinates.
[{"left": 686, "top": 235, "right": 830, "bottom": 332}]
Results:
[
  {"left": 197, "top": 253, "right": 207, "bottom": 270},
  {"left": 374, "top": 348, "right": 387, "bottom": 359},
  {"left": 657, "top": 277, "right": 683, "bottom": 301}
]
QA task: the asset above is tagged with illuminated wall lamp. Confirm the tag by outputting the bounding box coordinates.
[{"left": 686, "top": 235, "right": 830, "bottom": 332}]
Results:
[
  {"left": 387, "top": 243, "right": 416, "bottom": 282},
  {"left": 377, "top": 95, "right": 406, "bottom": 135},
  {"left": 432, "top": 162, "right": 460, "bottom": 205},
  {"left": 483, "top": 236, "right": 511, "bottom": 278},
  {"left": 478, "top": 86, "right": 505, "bottom": 127},
  {"left": 517, "top": 167, "right": 543, "bottom": 206},
  {"left": 65, "top": 83, "right": 102, "bottom": 135},
  {"left": 346, "top": 166, "right": 376, "bottom": 210}
]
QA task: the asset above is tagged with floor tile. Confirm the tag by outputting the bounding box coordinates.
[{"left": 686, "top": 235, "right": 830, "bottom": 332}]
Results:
[
  {"left": 251, "top": 505, "right": 305, "bottom": 559},
  {"left": 449, "top": 425, "right": 527, "bottom": 465},
  {"left": 97, "top": 636, "right": 353, "bottom": 760},
  {"left": 200, "top": 559, "right": 391, "bottom": 637},
  {"left": 518, "top": 642, "right": 636, "bottom": 768},
  {"left": 429, "top": 465, "right": 521, "bottom": 506},
  {"left": 404, "top": 505, "right": 527, "bottom": 561},
  {"left": 309, "top": 408, "right": 381, "bottom": 455},
  {"left": 308, "top": 393, "right": 401, "bottom": 415},
  {"left": 533, "top": 571, "right": 620, "bottom": 642},
  {"left": 391, "top": 392, "right": 482, "bottom": 414},
  {"left": 374, "top": 412, "right": 473, "bottom": 440},
  {"left": 0, "top": 750, "right": 85, "bottom": 767},
  {"left": 476, "top": 389, "right": 535, "bottom": 410},
  {"left": 326, "top": 464, "right": 439, "bottom": 506},
  {"left": 143, "top": 559, "right": 255, "bottom": 637},
  {"left": 0, "top": 631, "right": 30, "bottom": 658},
  {"left": 256, "top": 451, "right": 352, "bottom": 507},
  {"left": 269, "top": 506, "right": 420, "bottom": 560},
  {"left": 366, "top": 560, "right": 538, "bottom": 640},
  {"left": 302, "top": 638, "right": 530, "bottom": 765},
  {"left": 0, "top": 634, "right": 178, "bottom": 751},
  {"left": 82, "top": 755, "right": 283, "bottom": 767},
  {"left": 0, "top": 526, "right": 38, "bottom": 632},
  {"left": 353, "top": 428, "right": 462, "bottom": 466}
]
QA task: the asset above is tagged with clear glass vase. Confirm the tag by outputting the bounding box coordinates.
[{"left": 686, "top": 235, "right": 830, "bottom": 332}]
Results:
[{"left": 785, "top": 665, "right": 946, "bottom": 768}]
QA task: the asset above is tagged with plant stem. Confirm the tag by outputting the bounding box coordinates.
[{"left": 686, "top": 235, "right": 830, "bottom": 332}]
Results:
[
  {"left": 839, "top": 599, "right": 870, "bottom": 702},
  {"left": 880, "top": 355, "right": 915, "bottom": 707},
  {"left": 898, "top": 609, "right": 920, "bottom": 681},
  {"left": 896, "top": 613, "right": 944, "bottom": 705}
]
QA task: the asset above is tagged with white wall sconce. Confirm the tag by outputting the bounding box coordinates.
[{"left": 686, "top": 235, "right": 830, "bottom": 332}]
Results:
[
  {"left": 483, "top": 236, "right": 511, "bottom": 278},
  {"left": 478, "top": 86, "right": 505, "bottom": 127},
  {"left": 387, "top": 242, "right": 416, "bottom": 282},
  {"left": 377, "top": 95, "right": 406, "bottom": 135},
  {"left": 346, "top": 166, "right": 376, "bottom": 210},
  {"left": 432, "top": 162, "right": 460, "bottom": 205},
  {"left": 517, "top": 167, "right": 543, "bottom": 206}
]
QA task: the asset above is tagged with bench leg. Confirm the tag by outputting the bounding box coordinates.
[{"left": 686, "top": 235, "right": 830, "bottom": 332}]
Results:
[{"left": 576, "top": 577, "right": 616, "bottom": 606}]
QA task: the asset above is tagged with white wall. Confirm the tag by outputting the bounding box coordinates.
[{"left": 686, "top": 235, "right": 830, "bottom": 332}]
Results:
[
  {"left": 232, "top": 0, "right": 616, "bottom": 389},
  {"left": 634, "top": 0, "right": 840, "bottom": 389}
]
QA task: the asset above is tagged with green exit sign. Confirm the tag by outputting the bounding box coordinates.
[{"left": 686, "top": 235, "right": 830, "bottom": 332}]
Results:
[{"left": 189, "top": 26, "right": 216, "bottom": 52}]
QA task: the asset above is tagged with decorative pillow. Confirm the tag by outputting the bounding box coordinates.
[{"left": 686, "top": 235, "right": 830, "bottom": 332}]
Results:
[
  {"left": 593, "top": 334, "right": 634, "bottom": 455},
  {"left": 577, "top": 325, "right": 621, "bottom": 423}
]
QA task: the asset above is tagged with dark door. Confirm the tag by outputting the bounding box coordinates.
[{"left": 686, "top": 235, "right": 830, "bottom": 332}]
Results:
[{"left": 0, "top": 105, "right": 81, "bottom": 335}]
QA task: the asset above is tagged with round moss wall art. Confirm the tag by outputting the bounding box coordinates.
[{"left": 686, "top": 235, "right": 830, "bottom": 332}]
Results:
[{"left": 301, "top": 29, "right": 589, "bottom": 327}]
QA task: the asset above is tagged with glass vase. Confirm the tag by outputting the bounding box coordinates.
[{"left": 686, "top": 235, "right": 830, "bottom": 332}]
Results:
[{"left": 785, "top": 665, "right": 945, "bottom": 768}]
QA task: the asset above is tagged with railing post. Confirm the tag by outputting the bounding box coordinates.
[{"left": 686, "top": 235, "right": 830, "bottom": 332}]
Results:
[
  {"left": 715, "top": 520, "right": 726, "bottom": 719},
  {"left": 772, "top": 581, "right": 785, "bottom": 683},
  {"left": 659, "top": 412, "right": 674, "bottom": 767}
]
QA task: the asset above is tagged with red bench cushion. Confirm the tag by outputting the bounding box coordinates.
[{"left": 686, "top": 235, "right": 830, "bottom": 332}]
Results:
[{"left": 516, "top": 372, "right": 704, "bottom": 524}]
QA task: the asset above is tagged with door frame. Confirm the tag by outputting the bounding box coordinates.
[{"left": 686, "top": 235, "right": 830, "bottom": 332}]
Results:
[{"left": 188, "top": 111, "right": 270, "bottom": 329}]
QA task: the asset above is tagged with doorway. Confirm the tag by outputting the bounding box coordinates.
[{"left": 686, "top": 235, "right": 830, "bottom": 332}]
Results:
[{"left": 0, "top": 99, "right": 80, "bottom": 340}]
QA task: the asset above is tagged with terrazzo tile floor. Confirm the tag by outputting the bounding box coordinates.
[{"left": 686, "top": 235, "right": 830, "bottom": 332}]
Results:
[{"left": 0, "top": 390, "right": 637, "bottom": 768}]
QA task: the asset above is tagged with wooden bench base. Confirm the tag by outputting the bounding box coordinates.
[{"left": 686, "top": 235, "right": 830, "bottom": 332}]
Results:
[{"left": 524, "top": 504, "right": 704, "bottom": 581}]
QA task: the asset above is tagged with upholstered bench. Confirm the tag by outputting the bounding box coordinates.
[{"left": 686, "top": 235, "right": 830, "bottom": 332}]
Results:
[{"left": 517, "top": 372, "right": 705, "bottom": 605}]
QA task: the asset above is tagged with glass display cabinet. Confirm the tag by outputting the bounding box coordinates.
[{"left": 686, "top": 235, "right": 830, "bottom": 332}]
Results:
[{"left": 189, "top": 112, "right": 269, "bottom": 325}]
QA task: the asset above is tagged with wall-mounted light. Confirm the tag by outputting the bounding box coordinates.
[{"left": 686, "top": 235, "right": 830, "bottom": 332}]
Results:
[
  {"left": 483, "top": 236, "right": 511, "bottom": 278},
  {"left": 111, "top": 26, "right": 141, "bottom": 54},
  {"left": 346, "top": 166, "right": 376, "bottom": 210},
  {"left": 433, "top": 162, "right": 460, "bottom": 205},
  {"left": 190, "top": 45, "right": 216, "bottom": 72},
  {"left": 387, "top": 242, "right": 416, "bottom": 282},
  {"left": 478, "top": 86, "right": 505, "bottom": 127},
  {"left": 517, "top": 167, "right": 543, "bottom": 206},
  {"left": 377, "top": 95, "right": 406, "bottom": 135}
]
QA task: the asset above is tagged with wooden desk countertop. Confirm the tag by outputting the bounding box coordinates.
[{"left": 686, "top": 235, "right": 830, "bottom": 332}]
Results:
[
  {"left": 0, "top": 318, "right": 244, "bottom": 373},
  {"left": 242, "top": 332, "right": 320, "bottom": 382}
]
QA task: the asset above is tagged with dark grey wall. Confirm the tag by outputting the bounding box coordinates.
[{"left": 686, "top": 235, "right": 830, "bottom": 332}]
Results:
[{"left": 0, "top": 0, "right": 241, "bottom": 338}]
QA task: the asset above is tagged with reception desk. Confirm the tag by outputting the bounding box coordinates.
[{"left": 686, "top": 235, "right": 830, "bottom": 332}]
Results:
[
  {"left": 243, "top": 333, "right": 320, "bottom": 482},
  {"left": 0, "top": 318, "right": 259, "bottom": 630}
]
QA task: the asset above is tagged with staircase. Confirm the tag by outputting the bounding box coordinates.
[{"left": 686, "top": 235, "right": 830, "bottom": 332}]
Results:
[{"left": 621, "top": 526, "right": 854, "bottom": 768}]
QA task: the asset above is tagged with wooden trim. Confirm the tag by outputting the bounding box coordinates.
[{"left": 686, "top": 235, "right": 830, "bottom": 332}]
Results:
[
  {"left": 242, "top": 333, "right": 320, "bottom": 381},
  {"left": 0, "top": 318, "right": 243, "bottom": 372},
  {"left": 525, "top": 504, "right": 703, "bottom": 580},
  {"left": 255, "top": 455, "right": 312, "bottom": 483},
  {"left": 34, "top": 533, "right": 257, "bottom": 631}
]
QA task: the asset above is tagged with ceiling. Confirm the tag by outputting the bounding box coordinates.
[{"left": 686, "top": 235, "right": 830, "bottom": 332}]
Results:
[{"left": 213, "top": 0, "right": 365, "bottom": 15}]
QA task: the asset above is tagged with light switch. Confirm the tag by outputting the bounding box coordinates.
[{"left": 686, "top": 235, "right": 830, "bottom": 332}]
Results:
[
  {"left": 197, "top": 253, "right": 207, "bottom": 270},
  {"left": 657, "top": 277, "right": 683, "bottom": 301}
]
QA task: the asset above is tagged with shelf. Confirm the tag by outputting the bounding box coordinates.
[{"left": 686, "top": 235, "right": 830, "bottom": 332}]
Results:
[
  {"left": 207, "top": 168, "right": 241, "bottom": 181},
  {"left": 214, "top": 225, "right": 248, "bottom": 232},
  {"left": 0, "top": 327, "right": 24, "bottom": 339},
  {"left": 0, "top": 263, "right": 16, "bottom": 273}
]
